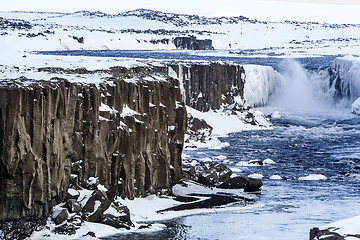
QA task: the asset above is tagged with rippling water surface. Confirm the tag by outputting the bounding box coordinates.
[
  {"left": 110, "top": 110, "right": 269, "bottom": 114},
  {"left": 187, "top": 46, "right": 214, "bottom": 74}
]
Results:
[{"left": 107, "top": 110, "right": 360, "bottom": 240}]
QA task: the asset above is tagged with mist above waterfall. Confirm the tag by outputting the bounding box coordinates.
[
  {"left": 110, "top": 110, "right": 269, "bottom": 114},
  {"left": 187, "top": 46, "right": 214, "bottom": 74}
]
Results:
[{"left": 268, "top": 59, "right": 332, "bottom": 113}]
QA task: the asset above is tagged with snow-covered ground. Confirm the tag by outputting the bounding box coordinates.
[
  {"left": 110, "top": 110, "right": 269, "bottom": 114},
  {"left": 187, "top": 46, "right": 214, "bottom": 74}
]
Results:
[
  {"left": 1, "top": 8, "right": 360, "bottom": 240},
  {"left": 2, "top": 9, "right": 360, "bottom": 57}
]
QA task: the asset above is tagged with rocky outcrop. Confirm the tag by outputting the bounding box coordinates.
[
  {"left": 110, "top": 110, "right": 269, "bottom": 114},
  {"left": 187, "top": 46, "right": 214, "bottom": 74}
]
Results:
[
  {"left": 0, "top": 69, "right": 186, "bottom": 222},
  {"left": 168, "top": 62, "right": 245, "bottom": 112},
  {"left": 173, "top": 36, "right": 214, "bottom": 50},
  {"left": 309, "top": 227, "right": 345, "bottom": 240},
  {"left": 183, "top": 160, "right": 262, "bottom": 192}
]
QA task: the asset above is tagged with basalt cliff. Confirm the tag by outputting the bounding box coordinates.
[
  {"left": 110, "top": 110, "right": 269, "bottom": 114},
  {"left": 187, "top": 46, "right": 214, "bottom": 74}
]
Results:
[
  {"left": 0, "top": 67, "right": 187, "bottom": 222},
  {"left": 0, "top": 61, "right": 249, "bottom": 238}
]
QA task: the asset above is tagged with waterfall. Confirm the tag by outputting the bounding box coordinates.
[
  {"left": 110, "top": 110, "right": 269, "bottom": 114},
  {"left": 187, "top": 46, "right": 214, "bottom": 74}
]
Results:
[{"left": 268, "top": 59, "right": 333, "bottom": 112}]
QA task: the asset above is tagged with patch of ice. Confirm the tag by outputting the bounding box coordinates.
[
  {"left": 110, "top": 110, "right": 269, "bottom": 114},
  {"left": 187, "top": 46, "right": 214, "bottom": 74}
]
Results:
[
  {"left": 269, "top": 175, "right": 283, "bottom": 180},
  {"left": 271, "top": 111, "right": 282, "bottom": 118},
  {"left": 298, "top": 174, "right": 327, "bottom": 181},
  {"left": 213, "top": 155, "right": 228, "bottom": 160},
  {"left": 248, "top": 173, "right": 264, "bottom": 179},
  {"left": 263, "top": 159, "right": 276, "bottom": 165}
]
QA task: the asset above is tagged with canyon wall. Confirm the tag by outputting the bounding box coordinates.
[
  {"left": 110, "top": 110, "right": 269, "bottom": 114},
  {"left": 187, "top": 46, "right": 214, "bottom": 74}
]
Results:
[
  {"left": 0, "top": 71, "right": 186, "bottom": 221},
  {"left": 167, "top": 62, "right": 246, "bottom": 111},
  {"left": 0, "top": 61, "right": 248, "bottom": 222}
]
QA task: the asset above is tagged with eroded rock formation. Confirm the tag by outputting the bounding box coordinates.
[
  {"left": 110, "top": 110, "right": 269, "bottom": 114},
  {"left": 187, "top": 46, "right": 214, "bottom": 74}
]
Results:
[
  {"left": 168, "top": 62, "right": 246, "bottom": 112},
  {"left": 173, "top": 36, "right": 214, "bottom": 50},
  {"left": 0, "top": 70, "right": 186, "bottom": 221}
]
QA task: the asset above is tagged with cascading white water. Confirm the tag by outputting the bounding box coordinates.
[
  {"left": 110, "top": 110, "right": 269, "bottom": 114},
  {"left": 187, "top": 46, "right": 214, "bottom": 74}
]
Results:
[{"left": 268, "top": 59, "right": 332, "bottom": 113}]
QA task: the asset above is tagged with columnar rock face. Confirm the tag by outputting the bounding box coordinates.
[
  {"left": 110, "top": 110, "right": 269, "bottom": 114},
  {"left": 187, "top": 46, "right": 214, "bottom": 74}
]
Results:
[
  {"left": 0, "top": 71, "right": 186, "bottom": 221},
  {"left": 173, "top": 36, "right": 214, "bottom": 50},
  {"left": 168, "top": 63, "right": 246, "bottom": 112}
]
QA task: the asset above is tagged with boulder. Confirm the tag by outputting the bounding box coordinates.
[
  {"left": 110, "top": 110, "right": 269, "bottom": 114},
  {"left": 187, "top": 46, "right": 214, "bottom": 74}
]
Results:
[
  {"left": 186, "top": 114, "right": 213, "bottom": 143},
  {"left": 101, "top": 203, "right": 133, "bottom": 229},
  {"left": 82, "top": 190, "right": 110, "bottom": 214},
  {"left": 309, "top": 227, "right": 345, "bottom": 240},
  {"left": 64, "top": 189, "right": 80, "bottom": 202},
  {"left": 64, "top": 199, "right": 82, "bottom": 214},
  {"left": 52, "top": 207, "right": 69, "bottom": 225},
  {"left": 197, "top": 163, "right": 232, "bottom": 187},
  {"left": 218, "top": 177, "right": 262, "bottom": 192}
]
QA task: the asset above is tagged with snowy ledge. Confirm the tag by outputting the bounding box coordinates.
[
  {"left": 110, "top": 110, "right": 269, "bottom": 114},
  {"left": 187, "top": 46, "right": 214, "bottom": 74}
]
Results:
[{"left": 310, "top": 215, "right": 360, "bottom": 240}]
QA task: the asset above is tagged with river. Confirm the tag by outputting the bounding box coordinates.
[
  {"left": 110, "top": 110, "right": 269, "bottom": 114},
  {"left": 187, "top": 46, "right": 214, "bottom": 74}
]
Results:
[{"left": 39, "top": 50, "right": 360, "bottom": 239}]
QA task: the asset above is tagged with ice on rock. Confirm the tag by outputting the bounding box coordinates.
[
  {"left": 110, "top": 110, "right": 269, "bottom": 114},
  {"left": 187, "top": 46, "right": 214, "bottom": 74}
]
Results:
[
  {"left": 271, "top": 111, "right": 281, "bottom": 118},
  {"left": 243, "top": 65, "right": 283, "bottom": 107},
  {"left": 270, "top": 175, "right": 283, "bottom": 180},
  {"left": 351, "top": 97, "right": 360, "bottom": 115},
  {"left": 298, "top": 174, "right": 327, "bottom": 181},
  {"left": 332, "top": 55, "right": 360, "bottom": 102},
  {"left": 248, "top": 173, "right": 264, "bottom": 179},
  {"left": 263, "top": 159, "right": 276, "bottom": 165}
]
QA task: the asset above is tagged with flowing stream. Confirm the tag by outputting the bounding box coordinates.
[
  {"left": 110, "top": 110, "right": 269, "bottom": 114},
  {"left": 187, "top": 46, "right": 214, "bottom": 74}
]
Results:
[{"left": 42, "top": 50, "right": 360, "bottom": 240}]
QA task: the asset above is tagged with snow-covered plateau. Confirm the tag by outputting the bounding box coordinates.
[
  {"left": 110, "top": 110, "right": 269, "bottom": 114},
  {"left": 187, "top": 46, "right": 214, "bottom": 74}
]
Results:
[{"left": 1, "top": 8, "right": 360, "bottom": 240}]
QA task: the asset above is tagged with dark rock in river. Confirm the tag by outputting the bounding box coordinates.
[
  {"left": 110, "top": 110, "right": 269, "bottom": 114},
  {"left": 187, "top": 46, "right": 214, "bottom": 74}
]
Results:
[{"left": 218, "top": 177, "right": 263, "bottom": 192}]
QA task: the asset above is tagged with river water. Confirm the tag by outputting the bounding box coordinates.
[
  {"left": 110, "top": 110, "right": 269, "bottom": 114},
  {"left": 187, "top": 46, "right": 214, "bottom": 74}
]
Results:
[{"left": 40, "top": 50, "right": 360, "bottom": 239}]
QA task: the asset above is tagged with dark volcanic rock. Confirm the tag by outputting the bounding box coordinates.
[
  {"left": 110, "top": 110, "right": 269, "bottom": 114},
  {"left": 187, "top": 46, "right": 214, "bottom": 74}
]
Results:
[
  {"left": 52, "top": 207, "right": 69, "bottom": 225},
  {"left": 173, "top": 36, "right": 213, "bottom": 50},
  {"left": 168, "top": 62, "right": 245, "bottom": 112},
  {"left": 103, "top": 202, "right": 133, "bottom": 229},
  {"left": 185, "top": 114, "right": 213, "bottom": 143},
  {"left": 0, "top": 218, "right": 46, "bottom": 240},
  {"left": 197, "top": 163, "right": 232, "bottom": 187},
  {"left": 309, "top": 227, "right": 345, "bottom": 240},
  {"left": 0, "top": 70, "right": 186, "bottom": 222},
  {"left": 218, "top": 177, "right": 262, "bottom": 192}
]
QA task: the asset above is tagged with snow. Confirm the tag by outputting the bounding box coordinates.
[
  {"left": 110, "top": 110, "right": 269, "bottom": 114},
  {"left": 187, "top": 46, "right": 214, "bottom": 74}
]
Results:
[
  {"left": 298, "top": 174, "right": 327, "bottom": 181},
  {"left": 67, "top": 188, "right": 79, "bottom": 197},
  {"left": 271, "top": 111, "right": 281, "bottom": 118},
  {"left": 351, "top": 97, "right": 360, "bottom": 115},
  {"left": 99, "top": 103, "right": 118, "bottom": 115},
  {"left": 247, "top": 173, "right": 264, "bottom": 179},
  {"left": 263, "top": 159, "right": 276, "bottom": 165},
  {"left": 323, "top": 215, "right": 360, "bottom": 238},
  {"left": 120, "top": 105, "right": 141, "bottom": 118},
  {"left": 186, "top": 106, "right": 272, "bottom": 138},
  {"left": 86, "top": 177, "right": 98, "bottom": 185},
  {"left": 269, "top": 175, "right": 283, "bottom": 180}
]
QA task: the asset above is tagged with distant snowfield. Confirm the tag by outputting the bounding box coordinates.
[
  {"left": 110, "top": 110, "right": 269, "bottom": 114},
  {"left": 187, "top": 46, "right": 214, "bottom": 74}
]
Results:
[{"left": 1, "top": 9, "right": 360, "bottom": 58}]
